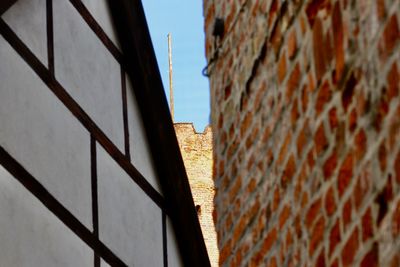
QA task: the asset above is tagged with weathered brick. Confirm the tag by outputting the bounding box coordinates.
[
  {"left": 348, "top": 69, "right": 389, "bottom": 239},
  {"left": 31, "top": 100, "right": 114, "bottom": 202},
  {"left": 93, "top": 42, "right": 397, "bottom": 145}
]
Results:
[
  {"left": 362, "top": 207, "right": 374, "bottom": 241},
  {"left": 316, "top": 249, "right": 326, "bottom": 267},
  {"left": 387, "top": 62, "right": 399, "bottom": 101},
  {"left": 354, "top": 129, "right": 367, "bottom": 161},
  {"left": 342, "top": 73, "right": 357, "bottom": 112},
  {"left": 341, "top": 228, "right": 359, "bottom": 266},
  {"left": 329, "top": 219, "right": 341, "bottom": 256},
  {"left": 306, "top": 0, "right": 329, "bottom": 26},
  {"left": 313, "top": 18, "right": 327, "bottom": 82},
  {"left": 332, "top": 1, "right": 345, "bottom": 82},
  {"left": 329, "top": 107, "right": 339, "bottom": 130},
  {"left": 325, "top": 186, "right": 336, "bottom": 216},
  {"left": 342, "top": 198, "right": 352, "bottom": 230},
  {"left": 316, "top": 80, "right": 332, "bottom": 114},
  {"left": 306, "top": 197, "right": 322, "bottom": 230},
  {"left": 297, "top": 120, "right": 311, "bottom": 156},
  {"left": 337, "top": 153, "right": 354, "bottom": 197},
  {"left": 287, "top": 29, "right": 297, "bottom": 59},
  {"left": 309, "top": 216, "right": 325, "bottom": 256},
  {"left": 286, "top": 63, "right": 301, "bottom": 102},
  {"left": 278, "top": 51, "right": 287, "bottom": 84},
  {"left": 282, "top": 154, "right": 296, "bottom": 187},
  {"left": 393, "top": 201, "right": 400, "bottom": 235},
  {"left": 204, "top": 0, "right": 400, "bottom": 265},
  {"left": 379, "top": 14, "right": 399, "bottom": 62},
  {"left": 279, "top": 204, "right": 291, "bottom": 229},
  {"left": 378, "top": 142, "right": 387, "bottom": 172},
  {"left": 360, "top": 243, "right": 379, "bottom": 267},
  {"left": 323, "top": 151, "right": 338, "bottom": 180},
  {"left": 314, "top": 123, "right": 329, "bottom": 155}
]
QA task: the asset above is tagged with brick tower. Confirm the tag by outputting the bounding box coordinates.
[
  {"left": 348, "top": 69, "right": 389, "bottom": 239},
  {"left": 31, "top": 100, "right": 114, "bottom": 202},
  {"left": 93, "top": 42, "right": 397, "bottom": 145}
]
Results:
[{"left": 174, "top": 123, "right": 219, "bottom": 266}]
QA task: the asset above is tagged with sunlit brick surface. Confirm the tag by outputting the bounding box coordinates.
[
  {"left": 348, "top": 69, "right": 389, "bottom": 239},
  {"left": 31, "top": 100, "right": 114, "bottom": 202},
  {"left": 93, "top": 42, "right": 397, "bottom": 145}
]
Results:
[{"left": 204, "top": 0, "right": 400, "bottom": 266}]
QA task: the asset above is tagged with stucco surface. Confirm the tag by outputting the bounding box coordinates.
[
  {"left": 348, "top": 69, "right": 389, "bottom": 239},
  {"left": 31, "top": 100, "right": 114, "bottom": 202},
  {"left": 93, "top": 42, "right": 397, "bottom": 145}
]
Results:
[
  {"left": 2, "top": 0, "right": 47, "bottom": 65},
  {"left": 53, "top": 0, "right": 124, "bottom": 151},
  {"left": 0, "top": 166, "right": 93, "bottom": 267},
  {"left": 80, "top": 0, "right": 121, "bottom": 50},
  {"left": 0, "top": 36, "right": 92, "bottom": 229},
  {"left": 126, "top": 75, "right": 161, "bottom": 193},
  {"left": 97, "top": 144, "right": 163, "bottom": 266}
]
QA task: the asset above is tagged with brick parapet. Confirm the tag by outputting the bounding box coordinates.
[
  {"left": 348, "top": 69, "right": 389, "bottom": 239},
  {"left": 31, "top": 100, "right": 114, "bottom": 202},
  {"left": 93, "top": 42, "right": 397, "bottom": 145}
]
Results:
[
  {"left": 204, "top": 0, "right": 400, "bottom": 266},
  {"left": 174, "top": 123, "right": 219, "bottom": 266}
]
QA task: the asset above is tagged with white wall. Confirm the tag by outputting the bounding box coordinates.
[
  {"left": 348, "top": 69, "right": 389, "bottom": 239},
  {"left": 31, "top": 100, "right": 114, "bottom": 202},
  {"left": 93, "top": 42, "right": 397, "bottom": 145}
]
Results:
[
  {"left": 97, "top": 144, "right": 163, "bottom": 266},
  {"left": 0, "top": 165, "right": 93, "bottom": 267},
  {"left": 0, "top": 36, "right": 92, "bottom": 229},
  {"left": 0, "top": 0, "right": 185, "bottom": 265},
  {"left": 2, "top": 0, "right": 47, "bottom": 65},
  {"left": 53, "top": 0, "right": 124, "bottom": 151},
  {"left": 126, "top": 74, "right": 162, "bottom": 193}
]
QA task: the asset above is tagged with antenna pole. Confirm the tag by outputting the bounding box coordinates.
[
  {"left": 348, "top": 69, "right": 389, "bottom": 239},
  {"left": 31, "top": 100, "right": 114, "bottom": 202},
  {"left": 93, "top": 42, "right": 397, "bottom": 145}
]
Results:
[{"left": 168, "top": 33, "right": 174, "bottom": 121}]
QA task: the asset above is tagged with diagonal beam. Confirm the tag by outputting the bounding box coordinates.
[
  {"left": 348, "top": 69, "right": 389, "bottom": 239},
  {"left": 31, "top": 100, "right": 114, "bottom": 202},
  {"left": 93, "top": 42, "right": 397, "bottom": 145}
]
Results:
[{"left": 0, "top": 0, "right": 18, "bottom": 15}]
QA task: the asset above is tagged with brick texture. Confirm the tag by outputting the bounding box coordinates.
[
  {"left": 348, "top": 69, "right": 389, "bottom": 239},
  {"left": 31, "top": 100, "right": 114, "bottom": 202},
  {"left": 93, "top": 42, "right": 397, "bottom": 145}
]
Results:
[
  {"left": 174, "top": 123, "right": 219, "bottom": 266},
  {"left": 203, "top": 0, "right": 400, "bottom": 266}
]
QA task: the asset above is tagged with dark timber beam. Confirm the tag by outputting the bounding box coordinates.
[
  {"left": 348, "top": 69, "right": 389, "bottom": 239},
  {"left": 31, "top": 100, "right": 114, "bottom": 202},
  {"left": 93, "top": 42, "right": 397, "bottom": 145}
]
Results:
[
  {"left": 107, "top": 1, "right": 211, "bottom": 266},
  {"left": 0, "top": 0, "right": 17, "bottom": 15}
]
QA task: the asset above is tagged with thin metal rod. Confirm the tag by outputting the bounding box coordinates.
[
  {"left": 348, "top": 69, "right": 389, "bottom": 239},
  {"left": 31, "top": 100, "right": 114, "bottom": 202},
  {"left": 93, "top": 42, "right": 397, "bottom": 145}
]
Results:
[{"left": 168, "top": 33, "right": 174, "bottom": 121}]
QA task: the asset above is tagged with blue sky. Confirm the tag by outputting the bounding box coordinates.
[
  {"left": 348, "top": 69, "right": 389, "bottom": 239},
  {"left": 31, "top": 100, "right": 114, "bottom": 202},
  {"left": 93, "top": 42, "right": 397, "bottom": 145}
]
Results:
[{"left": 142, "top": 1, "right": 210, "bottom": 132}]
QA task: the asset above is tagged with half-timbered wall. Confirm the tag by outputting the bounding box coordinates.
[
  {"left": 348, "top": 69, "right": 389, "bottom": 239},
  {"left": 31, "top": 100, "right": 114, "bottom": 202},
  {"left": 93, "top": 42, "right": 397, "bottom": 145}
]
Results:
[{"left": 0, "top": 0, "right": 183, "bottom": 266}]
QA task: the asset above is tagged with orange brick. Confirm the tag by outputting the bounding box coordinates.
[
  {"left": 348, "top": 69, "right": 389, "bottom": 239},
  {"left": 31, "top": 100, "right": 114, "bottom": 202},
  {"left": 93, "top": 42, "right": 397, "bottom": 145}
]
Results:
[
  {"left": 316, "top": 80, "right": 332, "bottom": 114},
  {"left": 341, "top": 227, "right": 359, "bottom": 266},
  {"left": 342, "top": 198, "right": 352, "bottom": 230},
  {"left": 288, "top": 29, "right": 297, "bottom": 59},
  {"left": 309, "top": 216, "right": 325, "bottom": 256},
  {"left": 323, "top": 151, "right": 338, "bottom": 180},
  {"left": 348, "top": 108, "right": 357, "bottom": 132},
  {"left": 378, "top": 142, "right": 387, "bottom": 172},
  {"left": 279, "top": 205, "right": 291, "bottom": 229},
  {"left": 306, "top": 197, "right": 322, "bottom": 230},
  {"left": 337, "top": 153, "right": 354, "bottom": 197},
  {"left": 353, "top": 175, "right": 369, "bottom": 211},
  {"left": 314, "top": 123, "right": 329, "bottom": 155},
  {"left": 313, "top": 18, "right": 327, "bottom": 82},
  {"left": 393, "top": 201, "right": 400, "bottom": 235},
  {"left": 354, "top": 129, "right": 367, "bottom": 161},
  {"left": 360, "top": 242, "right": 378, "bottom": 267},
  {"left": 278, "top": 51, "right": 287, "bottom": 84},
  {"left": 332, "top": 1, "right": 344, "bottom": 82},
  {"left": 329, "top": 107, "right": 339, "bottom": 130},
  {"left": 297, "top": 120, "right": 310, "bottom": 156},
  {"left": 329, "top": 219, "right": 341, "bottom": 256},
  {"left": 378, "top": 14, "right": 400, "bottom": 62},
  {"left": 387, "top": 62, "right": 399, "bottom": 101},
  {"left": 286, "top": 63, "right": 301, "bottom": 102},
  {"left": 325, "top": 186, "right": 336, "bottom": 216},
  {"left": 362, "top": 207, "right": 374, "bottom": 241},
  {"left": 278, "top": 132, "right": 292, "bottom": 165},
  {"left": 282, "top": 154, "right": 296, "bottom": 187},
  {"left": 316, "top": 249, "right": 326, "bottom": 267},
  {"left": 260, "top": 228, "right": 278, "bottom": 255},
  {"left": 342, "top": 73, "right": 357, "bottom": 112}
]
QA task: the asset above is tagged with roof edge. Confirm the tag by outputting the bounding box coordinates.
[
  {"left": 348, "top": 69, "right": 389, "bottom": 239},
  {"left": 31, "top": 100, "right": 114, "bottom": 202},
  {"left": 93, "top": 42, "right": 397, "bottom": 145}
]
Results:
[{"left": 106, "top": 1, "right": 211, "bottom": 266}]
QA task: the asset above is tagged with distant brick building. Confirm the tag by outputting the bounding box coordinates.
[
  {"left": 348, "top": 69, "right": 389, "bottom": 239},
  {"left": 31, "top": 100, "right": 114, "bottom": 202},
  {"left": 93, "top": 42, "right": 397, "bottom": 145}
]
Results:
[
  {"left": 174, "top": 123, "right": 219, "bottom": 266},
  {"left": 204, "top": 0, "right": 400, "bottom": 266}
]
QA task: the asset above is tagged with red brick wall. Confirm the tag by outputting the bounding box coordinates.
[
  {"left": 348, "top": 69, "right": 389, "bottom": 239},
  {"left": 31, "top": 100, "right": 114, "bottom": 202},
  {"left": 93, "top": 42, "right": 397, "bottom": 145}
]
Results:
[{"left": 203, "top": 0, "right": 400, "bottom": 266}]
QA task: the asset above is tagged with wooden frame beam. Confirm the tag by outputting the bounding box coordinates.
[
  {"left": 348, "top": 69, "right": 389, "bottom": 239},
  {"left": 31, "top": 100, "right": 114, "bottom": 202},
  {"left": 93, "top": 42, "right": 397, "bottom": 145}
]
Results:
[
  {"left": 106, "top": 1, "right": 211, "bottom": 266},
  {"left": 0, "top": 0, "right": 18, "bottom": 15}
]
